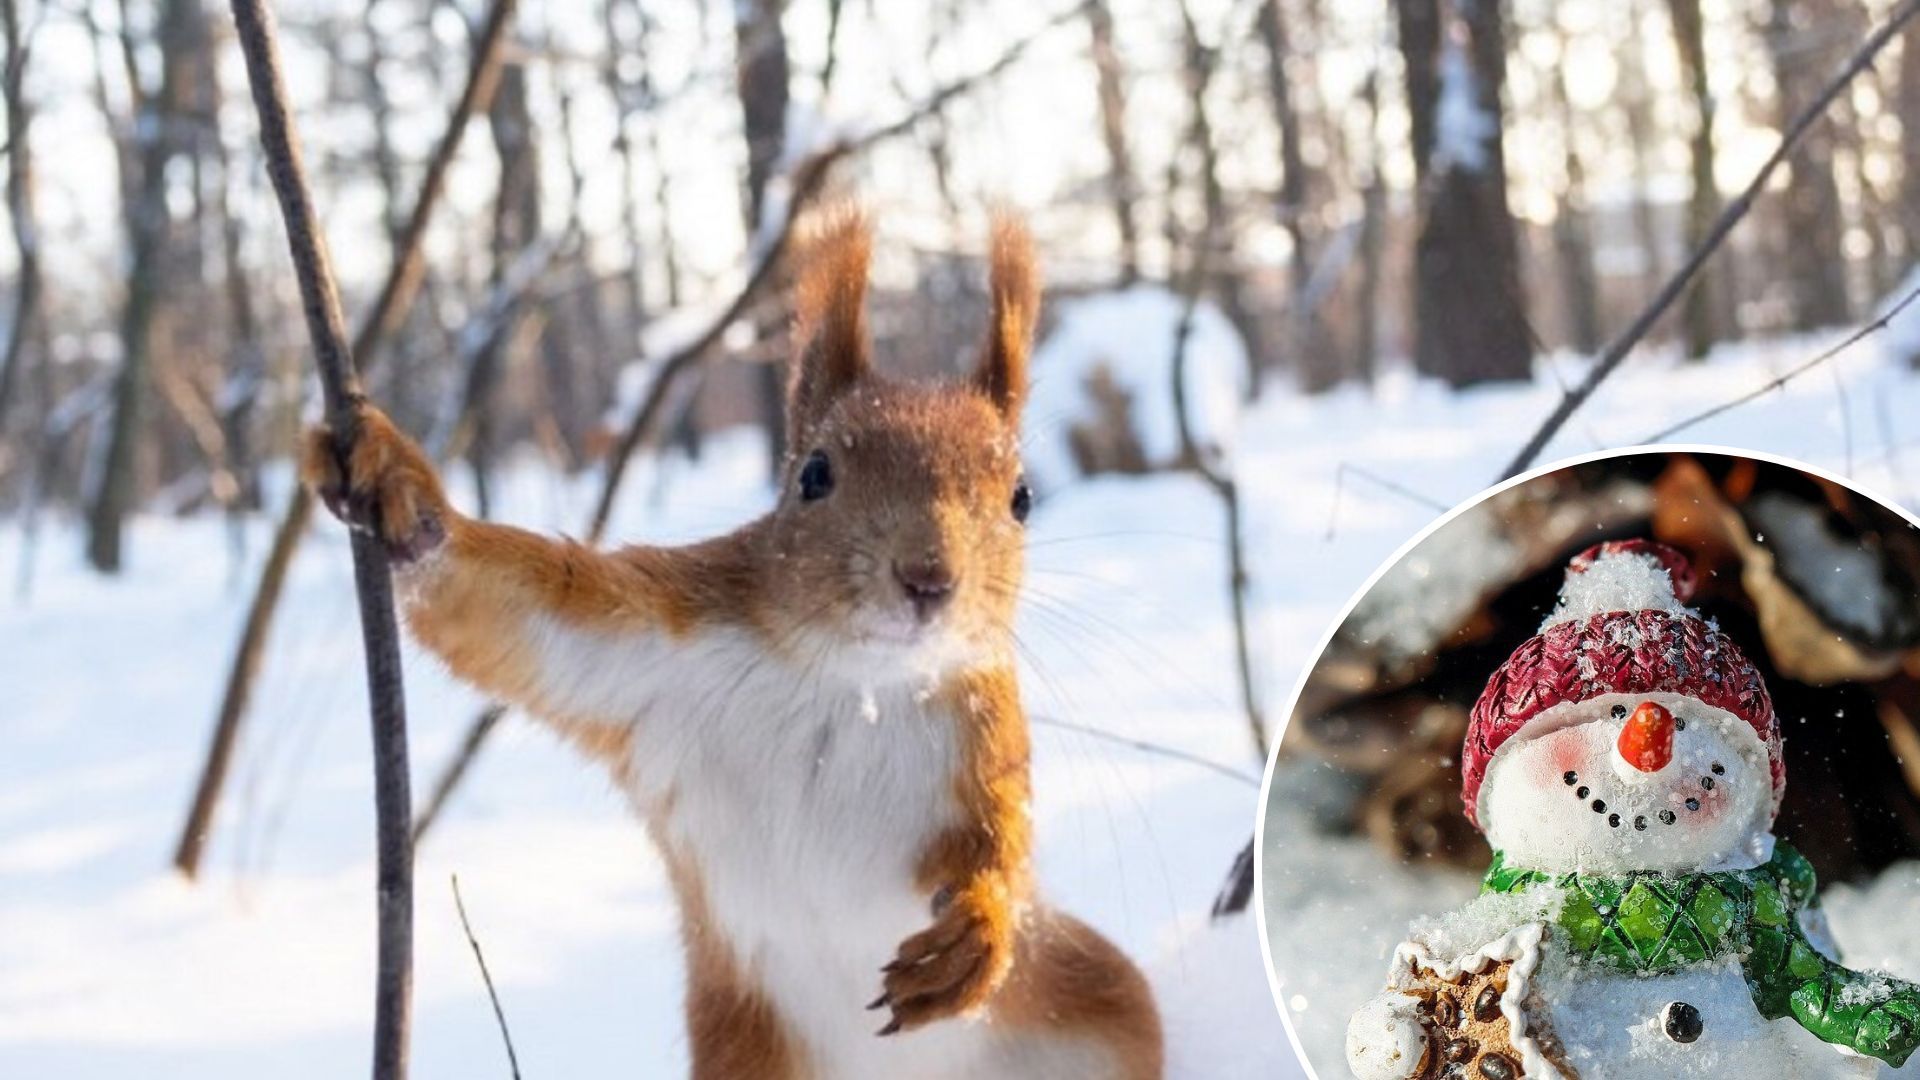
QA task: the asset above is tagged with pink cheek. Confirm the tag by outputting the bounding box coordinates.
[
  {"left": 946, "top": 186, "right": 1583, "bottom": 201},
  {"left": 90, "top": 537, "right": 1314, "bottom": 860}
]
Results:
[
  {"left": 1533, "top": 741, "right": 1591, "bottom": 787},
  {"left": 1695, "top": 783, "right": 1729, "bottom": 819}
]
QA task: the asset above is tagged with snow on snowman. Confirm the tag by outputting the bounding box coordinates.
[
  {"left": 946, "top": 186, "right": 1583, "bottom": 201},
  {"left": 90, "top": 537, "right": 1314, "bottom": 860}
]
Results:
[{"left": 1345, "top": 540, "right": 1920, "bottom": 1080}]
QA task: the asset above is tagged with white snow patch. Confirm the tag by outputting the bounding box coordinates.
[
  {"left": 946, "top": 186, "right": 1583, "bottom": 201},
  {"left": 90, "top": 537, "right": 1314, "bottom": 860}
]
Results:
[{"left": 1025, "top": 285, "right": 1248, "bottom": 490}]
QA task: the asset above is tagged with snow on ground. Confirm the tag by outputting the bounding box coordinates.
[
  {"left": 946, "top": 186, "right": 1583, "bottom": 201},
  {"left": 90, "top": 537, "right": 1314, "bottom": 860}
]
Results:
[{"left": 5, "top": 321, "right": 1920, "bottom": 1077}]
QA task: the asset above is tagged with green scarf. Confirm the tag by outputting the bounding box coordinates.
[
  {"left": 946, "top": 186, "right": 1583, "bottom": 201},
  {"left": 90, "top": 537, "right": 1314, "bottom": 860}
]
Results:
[{"left": 1481, "top": 841, "right": 1920, "bottom": 1067}]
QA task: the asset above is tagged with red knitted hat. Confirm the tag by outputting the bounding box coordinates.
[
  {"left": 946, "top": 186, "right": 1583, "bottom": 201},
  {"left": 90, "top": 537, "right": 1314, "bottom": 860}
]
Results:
[{"left": 1461, "top": 540, "right": 1783, "bottom": 831}]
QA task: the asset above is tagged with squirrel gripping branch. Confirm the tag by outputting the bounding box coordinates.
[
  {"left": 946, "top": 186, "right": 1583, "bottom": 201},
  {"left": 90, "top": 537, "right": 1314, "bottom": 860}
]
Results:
[{"left": 305, "top": 209, "right": 1163, "bottom": 1079}]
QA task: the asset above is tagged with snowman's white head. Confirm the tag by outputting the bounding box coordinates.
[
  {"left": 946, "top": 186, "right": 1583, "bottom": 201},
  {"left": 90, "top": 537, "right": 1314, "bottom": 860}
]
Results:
[
  {"left": 1479, "top": 691, "right": 1775, "bottom": 873},
  {"left": 1463, "top": 540, "right": 1786, "bottom": 873}
]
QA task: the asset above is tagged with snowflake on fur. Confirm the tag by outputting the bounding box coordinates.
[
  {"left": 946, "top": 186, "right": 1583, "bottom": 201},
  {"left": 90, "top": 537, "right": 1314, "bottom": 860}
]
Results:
[{"left": 1345, "top": 541, "right": 1920, "bottom": 1080}]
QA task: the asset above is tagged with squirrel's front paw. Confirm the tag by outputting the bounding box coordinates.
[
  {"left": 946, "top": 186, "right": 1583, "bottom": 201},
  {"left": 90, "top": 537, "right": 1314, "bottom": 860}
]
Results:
[
  {"left": 870, "top": 889, "right": 1016, "bottom": 1036},
  {"left": 302, "top": 406, "right": 449, "bottom": 563}
]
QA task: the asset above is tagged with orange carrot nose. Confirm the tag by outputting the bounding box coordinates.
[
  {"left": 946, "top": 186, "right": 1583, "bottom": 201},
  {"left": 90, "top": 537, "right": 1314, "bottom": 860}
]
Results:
[{"left": 1618, "top": 702, "right": 1676, "bottom": 773}]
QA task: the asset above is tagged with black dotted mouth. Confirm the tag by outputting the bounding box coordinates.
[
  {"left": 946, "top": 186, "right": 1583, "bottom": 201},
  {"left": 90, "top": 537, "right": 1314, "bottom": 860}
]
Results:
[{"left": 1569, "top": 771, "right": 1720, "bottom": 829}]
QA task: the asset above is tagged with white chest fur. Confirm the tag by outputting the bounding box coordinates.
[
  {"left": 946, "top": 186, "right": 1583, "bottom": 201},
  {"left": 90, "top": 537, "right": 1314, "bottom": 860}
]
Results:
[{"left": 525, "top": 619, "right": 1006, "bottom": 1073}]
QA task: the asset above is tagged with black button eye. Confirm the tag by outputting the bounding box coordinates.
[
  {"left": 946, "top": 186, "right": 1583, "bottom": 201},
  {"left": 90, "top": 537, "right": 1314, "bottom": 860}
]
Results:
[
  {"left": 1010, "top": 480, "right": 1032, "bottom": 523},
  {"left": 798, "top": 451, "right": 833, "bottom": 501},
  {"left": 1662, "top": 1000, "right": 1703, "bottom": 1043}
]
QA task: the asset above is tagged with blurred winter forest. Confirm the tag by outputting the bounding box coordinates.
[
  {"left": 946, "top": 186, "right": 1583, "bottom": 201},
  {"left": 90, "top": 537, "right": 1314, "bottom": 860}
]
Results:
[{"left": 0, "top": 0, "right": 1918, "bottom": 574}]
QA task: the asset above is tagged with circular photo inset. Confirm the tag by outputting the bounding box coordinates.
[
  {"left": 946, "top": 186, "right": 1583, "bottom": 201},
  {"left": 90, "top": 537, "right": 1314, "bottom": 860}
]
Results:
[{"left": 1258, "top": 449, "right": 1920, "bottom": 1080}]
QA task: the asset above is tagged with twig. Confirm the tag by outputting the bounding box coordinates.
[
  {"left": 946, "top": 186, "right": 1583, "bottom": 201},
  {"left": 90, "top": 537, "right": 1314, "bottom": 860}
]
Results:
[
  {"left": 411, "top": 704, "right": 505, "bottom": 843},
  {"left": 1499, "top": 0, "right": 1920, "bottom": 480},
  {"left": 226, "top": 1, "right": 415, "bottom": 1078},
  {"left": 1643, "top": 280, "right": 1920, "bottom": 443},
  {"left": 451, "top": 875, "right": 522, "bottom": 1080},
  {"left": 1324, "top": 462, "right": 1451, "bottom": 541},
  {"left": 175, "top": 0, "right": 519, "bottom": 880},
  {"left": 413, "top": 13, "right": 1082, "bottom": 842},
  {"left": 1210, "top": 836, "right": 1253, "bottom": 918},
  {"left": 1033, "top": 714, "right": 1258, "bottom": 787}
]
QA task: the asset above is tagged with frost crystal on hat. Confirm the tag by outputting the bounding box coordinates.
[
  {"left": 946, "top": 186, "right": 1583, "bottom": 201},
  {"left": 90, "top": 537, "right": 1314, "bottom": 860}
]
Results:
[{"left": 1540, "top": 541, "right": 1694, "bottom": 631}]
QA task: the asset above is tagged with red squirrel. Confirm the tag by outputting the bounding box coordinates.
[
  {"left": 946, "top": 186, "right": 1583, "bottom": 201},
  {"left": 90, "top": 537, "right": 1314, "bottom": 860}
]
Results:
[{"left": 305, "top": 211, "right": 1164, "bottom": 1079}]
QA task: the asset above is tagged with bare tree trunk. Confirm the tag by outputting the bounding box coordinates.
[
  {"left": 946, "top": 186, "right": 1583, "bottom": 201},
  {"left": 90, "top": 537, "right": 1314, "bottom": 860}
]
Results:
[
  {"left": 208, "top": 43, "right": 265, "bottom": 527},
  {"left": 602, "top": 0, "right": 648, "bottom": 337},
  {"left": 1085, "top": 0, "right": 1141, "bottom": 283},
  {"left": 0, "top": 0, "right": 41, "bottom": 442},
  {"left": 1352, "top": 72, "right": 1386, "bottom": 385},
  {"left": 1903, "top": 8, "right": 1920, "bottom": 261},
  {"left": 467, "top": 55, "right": 541, "bottom": 516},
  {"left": 735, "top": 0, "right": 791, "bottom": 477},
  {"left": 1550, "top": 60, "right": 1602, "bottom": 355},
  {"left": 1668, "top": 0, "right": 1725, "bottom": 358},
  {"left": 634, "top": 0, "right": 682, "bottom": 312},
  {"left": 549, "top": 79, "right": 608, "bottom": 463},
  {"left": 1617, "top": 16, "right": 1668, "bottom": 299},
  {"left": 1770, "top": 0, "right": 1853, "bottom": 330},
  {"left": 87, "top": 0, "right": 208, "bottom": 572},
  {"left": 1256, "top": 0, "right": 1339, "bottom": 389},
  {"left": 1399, "top": 0, "right": 1532, "bottom": 386},
  {"left": 1176, "top": 1, "right": 1267, "bottom": 389}
]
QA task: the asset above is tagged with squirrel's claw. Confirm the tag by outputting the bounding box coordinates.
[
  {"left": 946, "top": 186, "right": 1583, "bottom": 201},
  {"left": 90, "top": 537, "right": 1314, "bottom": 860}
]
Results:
[
  {"left": 872, "top": 898, "right": 1010, "bottom": 1037},
  {"left": 301, "top": 407, "right": 450, "bottom": 564}
]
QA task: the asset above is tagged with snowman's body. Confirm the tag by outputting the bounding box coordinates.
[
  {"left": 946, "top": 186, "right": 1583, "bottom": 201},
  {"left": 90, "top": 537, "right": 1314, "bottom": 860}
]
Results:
[
  {"left": 1530, "top": 956, "right": 1875, "bottom": 1079},
  {"left": 1345, "top": 542, "right": 1920, "bottom": 1080}
]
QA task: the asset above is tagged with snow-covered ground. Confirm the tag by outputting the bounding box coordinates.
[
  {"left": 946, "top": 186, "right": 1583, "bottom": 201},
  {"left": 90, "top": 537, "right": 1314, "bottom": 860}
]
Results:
[{"left": 6, "top": 316, "right": 1920, "bottom": 1077}]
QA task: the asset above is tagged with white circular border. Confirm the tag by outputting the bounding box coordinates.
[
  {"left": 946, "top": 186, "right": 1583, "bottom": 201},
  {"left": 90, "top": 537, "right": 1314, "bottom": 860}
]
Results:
[{"left": 1249, "top": 441, "right": 1920, "bottom": 1078}]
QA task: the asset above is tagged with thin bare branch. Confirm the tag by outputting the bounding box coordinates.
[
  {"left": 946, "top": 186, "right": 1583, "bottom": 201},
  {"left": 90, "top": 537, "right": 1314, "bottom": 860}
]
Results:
[
  {"left": 451, "top": 876, "right": 522, "bottom": 1080},
  {"left": 1644, "top": 280, "right": 1920, "bottom": 443}
]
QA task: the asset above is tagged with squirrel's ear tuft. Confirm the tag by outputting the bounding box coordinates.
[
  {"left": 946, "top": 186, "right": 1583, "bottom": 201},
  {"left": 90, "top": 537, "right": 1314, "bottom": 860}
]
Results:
[
  {"left": 789, "top": 205, "right": 872, "bottom": 434},
  {"left": 973, "top": 212, "right": 1037, "bottom": 419}
]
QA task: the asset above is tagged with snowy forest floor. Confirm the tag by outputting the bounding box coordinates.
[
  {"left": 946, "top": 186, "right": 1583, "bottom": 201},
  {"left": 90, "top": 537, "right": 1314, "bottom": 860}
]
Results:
[{"left": 4, "top": 325, "right": 1920, "bottom": 1077}]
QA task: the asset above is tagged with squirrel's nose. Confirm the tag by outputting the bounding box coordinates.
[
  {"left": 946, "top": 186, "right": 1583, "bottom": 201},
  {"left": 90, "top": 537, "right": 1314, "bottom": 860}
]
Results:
[
  {"left": 1618, "top": 701, "right": 1677, "bottom": 773},
  {"left": 894, "top": 559, "right": 956, "bottom": 619}
]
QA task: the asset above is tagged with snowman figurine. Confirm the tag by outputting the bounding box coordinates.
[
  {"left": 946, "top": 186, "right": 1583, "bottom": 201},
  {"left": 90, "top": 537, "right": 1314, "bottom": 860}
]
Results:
[{"left": 1345, "top": 540, "right": 1920, "bottom": 1080}]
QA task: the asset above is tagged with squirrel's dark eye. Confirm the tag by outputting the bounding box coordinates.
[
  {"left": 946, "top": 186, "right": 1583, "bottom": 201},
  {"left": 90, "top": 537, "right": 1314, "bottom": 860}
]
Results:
[
  {"left": 798, "top": 451, "right": 834, "bottom": 501},
  {"left": 1011, "top": 480, "right": 1032, "bottom": 523}
]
